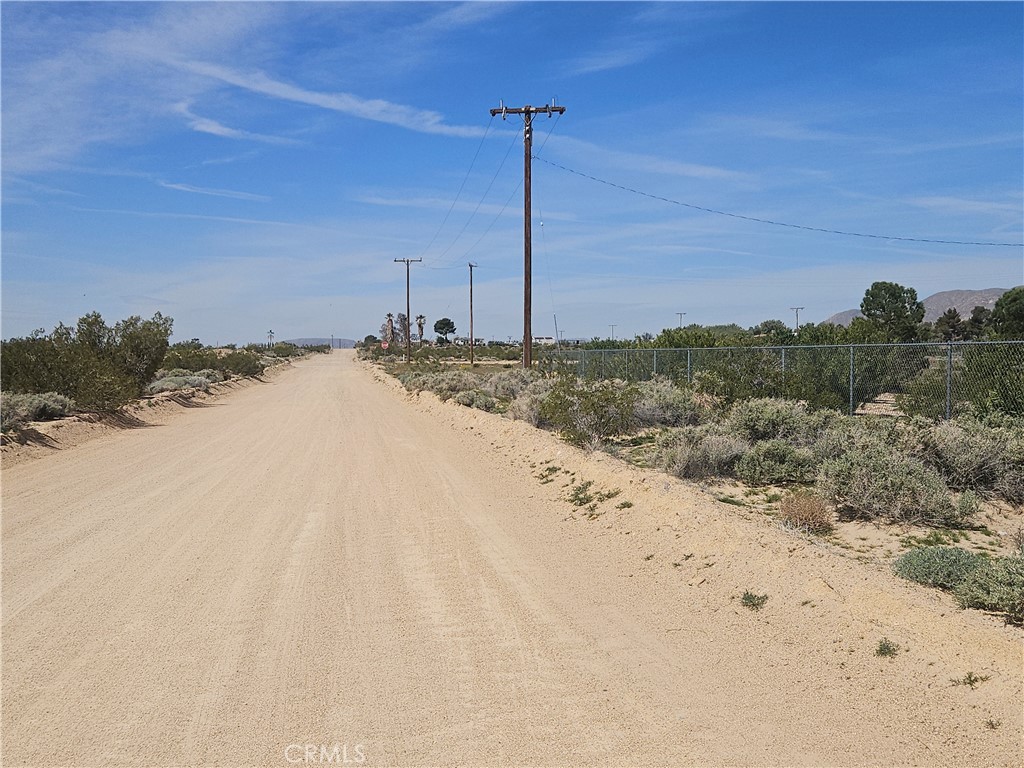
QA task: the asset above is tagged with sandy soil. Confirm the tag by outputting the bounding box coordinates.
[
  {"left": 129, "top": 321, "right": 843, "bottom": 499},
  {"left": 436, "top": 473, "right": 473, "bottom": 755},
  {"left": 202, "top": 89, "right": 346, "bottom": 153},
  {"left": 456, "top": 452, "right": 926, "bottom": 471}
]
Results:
[{"left": 2, "top": 350, "right": 1021, "bottom": 767}]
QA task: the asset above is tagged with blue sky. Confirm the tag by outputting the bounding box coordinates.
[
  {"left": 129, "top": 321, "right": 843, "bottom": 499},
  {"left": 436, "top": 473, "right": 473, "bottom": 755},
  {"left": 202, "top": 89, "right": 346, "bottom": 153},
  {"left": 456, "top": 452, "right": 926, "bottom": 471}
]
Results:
[{"left": 2, "top": 1, "right": 1022, "bottom": 345}]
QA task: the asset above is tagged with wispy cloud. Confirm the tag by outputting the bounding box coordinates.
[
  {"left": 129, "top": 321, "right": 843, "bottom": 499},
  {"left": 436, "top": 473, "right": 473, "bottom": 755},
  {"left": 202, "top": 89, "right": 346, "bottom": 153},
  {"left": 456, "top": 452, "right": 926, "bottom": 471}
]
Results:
[
  {"left": 174, "top": 102, "right": 300, "bottom": 146},
  {"left": 877, "top": 133, "right": 1023, "bottom": 155},
  {"left": 693, "top": 114, "right": 863, "bottom": 143},
  {"left": 565, "top": 42, "right": 658, "bottom": 76},
  {"left": 68, "top": 206, "right": 330, "bottom": 230},
  {"left": 552, "top": 135, "right": 757, "bottom": 184},
  {"left": 906, "top": 195, "right": 1024, "bottom": 219},
  {"left": 157, "top": 182, "right": 271, "bottom": 202},
  {"left": 176, "top": 59, "right": 486, "bottom": 139}
]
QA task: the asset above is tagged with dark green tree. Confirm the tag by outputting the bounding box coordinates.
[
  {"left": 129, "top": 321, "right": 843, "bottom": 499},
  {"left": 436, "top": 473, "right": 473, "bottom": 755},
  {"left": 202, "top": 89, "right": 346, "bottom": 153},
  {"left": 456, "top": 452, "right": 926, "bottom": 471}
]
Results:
[
  {"left": 750, "top": 319, "right": 795, "bottom": 346},
  {"left": 965, "top": 306, "right": 992, "bottom": 340},
  {"left": 859, "top": 281, "right": 925, "bottom": 342},
  {"left": 433, "top": 317, "right": 456, "bottom": 343},
  {"left": 990, "top": 287, "right": 1024, "bottom": 340},
  {"left": 933, "top": 308, "right": 966, "bottom": 342}
]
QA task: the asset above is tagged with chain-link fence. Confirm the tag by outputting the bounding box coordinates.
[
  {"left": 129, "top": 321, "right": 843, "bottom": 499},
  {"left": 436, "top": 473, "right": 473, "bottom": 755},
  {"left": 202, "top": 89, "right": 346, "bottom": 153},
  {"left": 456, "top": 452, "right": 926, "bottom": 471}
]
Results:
[{"left": 542, "top": 341, "right": 1024, "bottom": 418}]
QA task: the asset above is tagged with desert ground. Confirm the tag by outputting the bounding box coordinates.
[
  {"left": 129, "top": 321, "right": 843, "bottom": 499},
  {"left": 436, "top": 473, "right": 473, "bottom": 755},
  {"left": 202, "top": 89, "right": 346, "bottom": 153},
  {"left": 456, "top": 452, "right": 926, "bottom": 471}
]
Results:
[{"left": 2, "top": 350, "right": 1021, "bottom": 767}]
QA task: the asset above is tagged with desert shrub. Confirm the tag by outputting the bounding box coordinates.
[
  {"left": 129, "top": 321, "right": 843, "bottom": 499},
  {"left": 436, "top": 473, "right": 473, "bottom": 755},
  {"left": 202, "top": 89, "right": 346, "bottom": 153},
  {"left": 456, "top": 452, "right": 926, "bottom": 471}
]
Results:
[
  {"left": 817, "top": 440, "right": 969, "bottom": 526},
  {"left": 1, "top": 312, "right": 173, "bottom": 411},
  {"left": 632, "top": 377, "right": 703, "bottom": 427},
  {"left": 654, "top": 425, "right": 750, "bottom": 480},
  {"left": 505, "top": 378, "right": 556, "bottom": 426},
  {"left": 399, "top": 371, "right": 482, "bottom": 401},
  {"left": 917, "top": 416, "right": 1024, "bottom": 504},
  {"left": 195, "top": 368, "right": 226, "bottom": 384},
  {"left": 892, "top": 546, "right": 984, "bottom": 590},
  {"left": 727, "top": 397, "right": 838, "bottom": 445},
  {"left": 736, "top": 439, "right": 816, "bottom": 485},
  {"left": 221, "top": 350, "right": 265, "bottom": 377},
  {"left": 0, "top": 392, "right": 76, "bottom": 430},
  {"left": 453, "top": 389, "right": 497, "bottom": 412},
  {"left": 145, "top": 375, "right": 210, "bottom": 394},
  {"left": 539, "top": 377, "right": 639, "bottom": 448},
  {"left": 778, "top": 489, "right": 834, "bottom": 534},
  {"left": 154, "top": 368, "right": 194, "bottom": 380},
  {"left": 954, "top": 556, "right": 1024, "bottom": 625},
  {"left": 480, "top": 369, "right": 539, "bottom": 401},
  {"left": 162, "top": 342, "right": 220, "bottom": 372}
]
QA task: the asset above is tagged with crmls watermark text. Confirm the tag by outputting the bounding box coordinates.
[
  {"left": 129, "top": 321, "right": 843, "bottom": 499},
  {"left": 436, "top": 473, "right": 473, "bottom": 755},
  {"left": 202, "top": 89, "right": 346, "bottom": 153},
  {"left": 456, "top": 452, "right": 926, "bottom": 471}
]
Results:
[{"left": 284, "top": 743, "right": 366, "bottom": 764}]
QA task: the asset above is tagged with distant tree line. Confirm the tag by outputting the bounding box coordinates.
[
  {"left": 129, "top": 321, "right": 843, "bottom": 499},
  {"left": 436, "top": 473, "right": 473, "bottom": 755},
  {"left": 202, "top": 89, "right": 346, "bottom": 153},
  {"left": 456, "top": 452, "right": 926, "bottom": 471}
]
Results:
[{"left": 578, "top": 283, "right": 1024, "bottom": 349}]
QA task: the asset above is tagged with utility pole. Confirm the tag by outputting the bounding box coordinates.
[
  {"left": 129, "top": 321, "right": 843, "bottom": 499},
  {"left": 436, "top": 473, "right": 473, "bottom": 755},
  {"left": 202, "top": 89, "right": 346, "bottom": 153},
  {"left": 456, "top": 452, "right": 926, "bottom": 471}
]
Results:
[
  {"left": 490, "top": 100, "right": 566, "bottom": 368},
  {"left": 677, "top": 312, "right": 686, "bottom": 328},
  {"left": 610, "top": 324, "right": 616, "bottom": 340},
  {"left": 468, "top": 262, "right": 477, "bottom": 366},
  {"left": 790, "top": 306, "right": 805, "bottom": 329},
  {"left": 394, "top": 258, "right": 422, "bottom": 362}
]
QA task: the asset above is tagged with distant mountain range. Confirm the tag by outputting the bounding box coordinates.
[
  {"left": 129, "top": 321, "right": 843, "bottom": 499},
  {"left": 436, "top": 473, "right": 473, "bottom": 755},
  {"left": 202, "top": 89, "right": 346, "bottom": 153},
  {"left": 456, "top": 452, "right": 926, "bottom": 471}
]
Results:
[
  {"left": 283, "top": 337, "right": 356, "bottom": 349},
  {"left": 825, "top": 288, "right": 1013, "bottom": 327}
]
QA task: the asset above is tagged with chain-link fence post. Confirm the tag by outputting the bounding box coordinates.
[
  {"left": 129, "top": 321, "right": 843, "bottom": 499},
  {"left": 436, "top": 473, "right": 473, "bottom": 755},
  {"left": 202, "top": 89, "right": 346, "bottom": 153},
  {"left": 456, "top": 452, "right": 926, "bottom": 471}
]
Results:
[
  {"left": 945, "top": 342, "right": 953, "bottom": 420},
  {"left": 653, "top": 349, "right": 658, "bottom": 376},
  {"left": 687, "top": 349, "right": 692, "bottom": 383},
  {"left": 848, "top": 345, "right": 855, "bottom": 416}
]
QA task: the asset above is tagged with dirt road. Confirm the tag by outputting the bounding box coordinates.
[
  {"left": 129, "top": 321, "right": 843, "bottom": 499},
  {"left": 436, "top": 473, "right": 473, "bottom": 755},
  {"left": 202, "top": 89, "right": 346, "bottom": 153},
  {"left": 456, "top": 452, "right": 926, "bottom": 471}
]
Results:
[{"left": 2, "top": 351, "right": 1021, "bottom": 766}]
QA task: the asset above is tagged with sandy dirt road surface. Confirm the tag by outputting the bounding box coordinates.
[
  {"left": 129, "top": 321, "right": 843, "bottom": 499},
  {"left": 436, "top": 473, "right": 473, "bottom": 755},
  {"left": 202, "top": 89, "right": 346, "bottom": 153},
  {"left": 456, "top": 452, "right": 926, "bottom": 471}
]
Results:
[{"left": 3, "top": 351, "right": 1021, "bottom": 767}]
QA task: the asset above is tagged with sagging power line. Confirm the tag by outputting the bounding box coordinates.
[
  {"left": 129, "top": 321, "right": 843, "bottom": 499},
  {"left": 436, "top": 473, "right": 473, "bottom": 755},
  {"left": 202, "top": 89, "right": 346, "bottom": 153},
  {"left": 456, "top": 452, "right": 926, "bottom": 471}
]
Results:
[{"left": 536, "top": 156, "right": 1023, "bottom": 248}]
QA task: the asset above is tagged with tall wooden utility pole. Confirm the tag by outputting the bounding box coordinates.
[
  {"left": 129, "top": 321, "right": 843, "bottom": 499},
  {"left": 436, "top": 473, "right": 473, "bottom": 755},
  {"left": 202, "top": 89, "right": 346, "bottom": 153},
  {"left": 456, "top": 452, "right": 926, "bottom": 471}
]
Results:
[
  {"left": 489, "top": 101, "right": 566, "bottom": 368},
  {"left": 790, "top": 306, "right": 805, "bottom": 329},
  {"left": 394, "top": 258, "right": 422, "bottom": 362},
  {"left": 468, "top": 262, "right": 478, "bottom": 366}
]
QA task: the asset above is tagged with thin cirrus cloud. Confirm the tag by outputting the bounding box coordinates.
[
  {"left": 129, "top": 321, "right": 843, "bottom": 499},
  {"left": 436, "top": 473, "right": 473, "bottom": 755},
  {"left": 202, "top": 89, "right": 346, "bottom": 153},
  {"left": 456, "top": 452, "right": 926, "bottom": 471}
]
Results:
[
  {"left": 175, "top": 59, "right": 486, "bottom": 139},
  {"left": 173, "top": 102, "right": 300, "bottom": 146},
  {"left": 157, "top": 182, "right": 271, "bottom": 203}
]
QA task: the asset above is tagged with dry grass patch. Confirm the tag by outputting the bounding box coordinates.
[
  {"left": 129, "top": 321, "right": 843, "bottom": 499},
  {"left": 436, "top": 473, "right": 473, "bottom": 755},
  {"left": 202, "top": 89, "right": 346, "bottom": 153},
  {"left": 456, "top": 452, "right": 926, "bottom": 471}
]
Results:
[{"left": 779, "top": 488, "right": 834, "bottom": 534}]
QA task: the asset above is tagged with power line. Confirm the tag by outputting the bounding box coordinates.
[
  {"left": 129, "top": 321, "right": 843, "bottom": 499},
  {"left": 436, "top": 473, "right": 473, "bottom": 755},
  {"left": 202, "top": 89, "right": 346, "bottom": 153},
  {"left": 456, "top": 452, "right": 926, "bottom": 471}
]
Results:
[
  {"left": 424, "top": 124, "right": 523, "bottom": 267},
  {"left": 536, "top": 156, "right": 1023, "bottom": 248},
  {"left": 416, "top": 115, "right": 494, "bottom": 261}
]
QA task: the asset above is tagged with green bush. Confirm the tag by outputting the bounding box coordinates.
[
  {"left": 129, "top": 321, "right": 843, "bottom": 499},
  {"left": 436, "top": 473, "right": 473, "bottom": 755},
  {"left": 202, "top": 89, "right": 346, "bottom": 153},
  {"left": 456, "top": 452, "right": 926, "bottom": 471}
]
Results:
[
  {"left": 1, "top": 312, "right": 173, "bottom": 411},
  {"left": 896, "top": 366, "right": 949, "bottom": 420},
  {"left": 539, "top": 377, "right": 639, "bottom": 448},
  {"left": 736, "top": 439, "right": 816, "bottom": 485},
  {"left": 954, "top": 556, "right": 1024, "bottom": 625},
  {"left": 162, "top": 342, "right": 220, "bottom": 372},
  {"left": 221, "top": 350, "right": 265, "bottom": 377},
  {"left": 727, "top": 397, "right": 837, "bottom": 444},
  {"left": 654, "top": 426, "right": 749, "bottom": 480},
  {"left": 633, "top": 377, "right": 703, "bottom": 427},
  {"left": 817, "top": 440, "right": 969, "bottom": 526},
  {"left": 1, "top": 392, "right": 76, "bottom": 430},
  {"left": 892, "top": 546, "right": 984, "bottom": 590}
]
